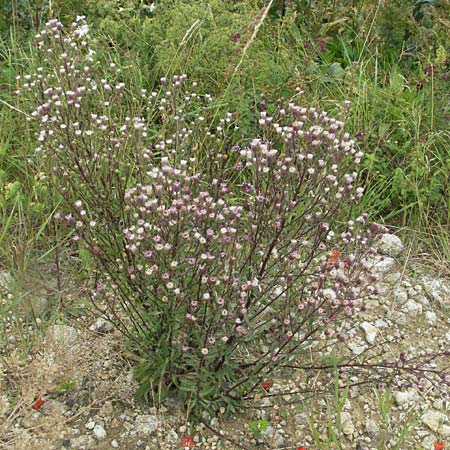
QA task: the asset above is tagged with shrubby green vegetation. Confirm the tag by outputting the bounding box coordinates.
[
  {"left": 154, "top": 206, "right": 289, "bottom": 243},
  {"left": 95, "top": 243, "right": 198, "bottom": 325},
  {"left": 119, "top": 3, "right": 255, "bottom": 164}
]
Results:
[{"left": 2, "top": 1, "right": 448, "bottom": 241}]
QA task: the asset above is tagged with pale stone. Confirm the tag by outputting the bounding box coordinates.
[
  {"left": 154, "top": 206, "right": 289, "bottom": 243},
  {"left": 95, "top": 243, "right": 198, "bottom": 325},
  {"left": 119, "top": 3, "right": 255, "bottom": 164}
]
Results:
[
  {"left": 442, "top": 424, "right": 450, "bottom": 437},
  {"left": 341, "top": 412, "right": 355, "bottom": 437},
  {"left": 417, "top": 430, "right": 430, "bottom": 438},
  {"left": 165, "top": 430, "right": 179, "bottom": 445},
  {"left": 85, "top": 421, "right": 95, "bottom": 430},
  {"left": 93, "top": 424, "right": 107, "bottom": 440},
  {"left": 421, "top": 411, "right": 447, "bottom": 432},
  {"left": 422, "top": 436, "right": 436, "bottom": 449},
  {"left": 376, "top": 234, "right": 404, "bottom": 257},
  {"left": 365, "top": 418, "right": 380, "bottom": 434},
  {"left": 393, "top": 389, "right": 419, "bottom": 406},
  {"left": 274, "top": 432, "right": 285, "bottom": 448},
  {"left": 392, "top": 287, "right": 408, "bottom": 304},
  {"left": 89, "top": 318, "right": 114, "bottom": 333},
  {"left": 374, "top": 319, "right": 388, "bottom": 328},
  {"left": 71, "top": 435, "right": 95, "bottom": 448},
  {"left": 348, "top": 342, "right": 366, "bottom": 356},
  {"left": 368, "top": 256, "right": 397, "bottom": 274},
  {"left": 416, "top": 295, "right": 430, "bottom": 306},
  {"left": 391, "top": 311, "right": 407, "bottom": 325},
  {"left": 360, "top": 322, "right": 378, "bottom": 345},
  {"left": 433, "top": 399, "right": 443, "bottom": 410},
  {"left": 133, "top": 415, "right": 160, "bottom": 435},
  {"left": 385, "top": 271, "right": 402, "bottom": 283},
  {"left": 210, "top": 418, "right": 219, "bottom": 428},
  {"left": 421, "top": 277, "right": 450, "bottom": 306},
  {"left": 377, "top": 283, "right": 392, "bottom": 296},
  {"left": 261, "top": 424, "right": 273, "bottom": 437},
  {"left": 0, "top": 271, "right": 13, "bottom": 288},
  {"left": 425, "top": 311, "right": 437, "bottom": 324},
  {"left": 261, "top": 425, "right": 285, "bottom": 448},
  {"left": 403, "top": 300, "right": 422, "bottom": 315}
]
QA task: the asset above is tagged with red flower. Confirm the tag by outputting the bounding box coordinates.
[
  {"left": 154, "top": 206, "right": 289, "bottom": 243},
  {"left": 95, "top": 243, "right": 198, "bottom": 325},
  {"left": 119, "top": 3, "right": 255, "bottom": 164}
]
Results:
[
  {"left": 434, "top": 442, "right": 445, "bottom": 450},
  {"left": 181, "top": 437, "right": 195, "bottom": 449},
  {"left": 261, "top": 380, "right": 271, "bottom": 390},
  {"left": 297, "top": 447, "right": 307, "bottom": 450},
  {"left": 32, "top": 399, "right": 44, "bottom": 410},
  {"left": 328, "top": 248, "right": 340, "bottom": 264}
]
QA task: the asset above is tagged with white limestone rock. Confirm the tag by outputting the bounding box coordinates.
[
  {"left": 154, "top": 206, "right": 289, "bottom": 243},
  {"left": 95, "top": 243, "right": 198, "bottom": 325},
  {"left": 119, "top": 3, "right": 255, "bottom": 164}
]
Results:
[
  {"left": 89, "top": 318, "right": 114, "bottom": 333},
  {"left": 374, "top": 319, "right": 389, "bottom": 328},
  {"left": 403, "top": 300, "right": 422, "bottom": 315},
  {"left": 365, "top": 418, "right": 380, "bottom": 435},
  {"left": 425, "top": 311, "right": 437, "bottom": 324},
  {"left": 393, "top": 389, "right": 419, "bottom": 406},
  {"left": 369, "top": 256, "right": 397, "bottom": 274},
  {"left": 421, "top": 410, "right": 448, "bottom": 433},
  {"left": 392, "top": 287, "right": 408, "bottom": 304},
  {"left": 348, "top": 342, "right": 366, "bottom": 356},
  {"left": 133, "top": 414, "right": 160, "bottom": 436},
  {"left": 420, "top": 277, "right": 450, "bottom": 307},
  {"left": 360, "top": 322, "right": 378, "bottom": 345},
  {"left": 93, "top": 424, "right": 107, "bottom": 440},
  {"left": 261, "top": 424, "right": 285, "bottom": 447},
  {"left": 85, "top": 421, "right": 95, "bottom": 430},
  {"left": 376, "top": 234, "right": 404, "bottom": 257},
  {"left": 341, "top": 412, "right": 355, "bottom": 437}
]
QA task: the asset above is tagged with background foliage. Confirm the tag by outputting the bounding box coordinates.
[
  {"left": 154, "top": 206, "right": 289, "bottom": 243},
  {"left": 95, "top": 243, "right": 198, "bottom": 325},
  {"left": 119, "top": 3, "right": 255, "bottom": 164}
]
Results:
[{"left": 2, "top": 1, "right": 449, "bottom": 239}]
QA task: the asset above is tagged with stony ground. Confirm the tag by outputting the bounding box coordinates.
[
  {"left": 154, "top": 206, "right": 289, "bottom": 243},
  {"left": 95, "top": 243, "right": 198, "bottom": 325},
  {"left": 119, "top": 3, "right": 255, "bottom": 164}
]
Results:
[{"left": 1, "top": 234, "right": 449, "bottom": 450}]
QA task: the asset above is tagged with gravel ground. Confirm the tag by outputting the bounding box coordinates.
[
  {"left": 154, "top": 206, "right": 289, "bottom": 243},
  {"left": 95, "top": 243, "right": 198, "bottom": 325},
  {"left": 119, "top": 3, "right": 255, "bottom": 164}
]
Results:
[{"left": 1, "top": 235, "right": 449, "bottom": 450}]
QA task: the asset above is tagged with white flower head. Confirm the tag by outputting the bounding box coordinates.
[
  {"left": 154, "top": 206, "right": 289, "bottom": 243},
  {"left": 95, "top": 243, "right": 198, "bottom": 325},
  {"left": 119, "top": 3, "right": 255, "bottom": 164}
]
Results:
[
  {"left": 322, "top": 288, "right": 336, "bottom": 301},
  {"left": 77, "top": 24, "right": 89, "bottom": 37}
]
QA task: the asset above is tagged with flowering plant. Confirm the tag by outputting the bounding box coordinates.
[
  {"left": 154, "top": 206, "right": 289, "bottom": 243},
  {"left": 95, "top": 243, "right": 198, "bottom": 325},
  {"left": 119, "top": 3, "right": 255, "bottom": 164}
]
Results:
[{"left": 20, "top": 18, "right": 386, "bottom": 418}]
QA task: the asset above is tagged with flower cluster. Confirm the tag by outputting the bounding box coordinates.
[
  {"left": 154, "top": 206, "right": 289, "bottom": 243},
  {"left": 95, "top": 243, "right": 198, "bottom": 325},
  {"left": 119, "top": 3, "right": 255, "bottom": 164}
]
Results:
[{"left": 20, "top": 18, "right": 387, "bottom": 418}]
